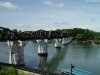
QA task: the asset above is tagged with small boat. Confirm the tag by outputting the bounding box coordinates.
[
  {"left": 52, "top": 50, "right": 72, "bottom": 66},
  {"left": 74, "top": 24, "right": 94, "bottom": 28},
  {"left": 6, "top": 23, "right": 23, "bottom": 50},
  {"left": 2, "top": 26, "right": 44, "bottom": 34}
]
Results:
[{"left": 61, "top": 68, "right": 92, "bottom": 75}]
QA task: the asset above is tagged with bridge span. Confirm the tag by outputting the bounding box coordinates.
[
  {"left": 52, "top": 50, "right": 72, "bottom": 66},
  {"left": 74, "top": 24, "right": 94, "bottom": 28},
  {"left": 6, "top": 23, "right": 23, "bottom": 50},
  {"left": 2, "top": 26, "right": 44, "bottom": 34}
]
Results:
[{"left": 0, "top": 27, "right": 72, "bottom": 66}]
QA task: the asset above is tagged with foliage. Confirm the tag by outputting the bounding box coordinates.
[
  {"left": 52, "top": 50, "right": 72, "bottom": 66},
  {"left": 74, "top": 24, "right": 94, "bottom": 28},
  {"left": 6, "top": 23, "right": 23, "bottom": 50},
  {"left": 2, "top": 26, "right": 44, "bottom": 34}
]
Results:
[
  {"left": 0, "top": 65, "right": 33, "bottom": 75},
  {"left": 56, "top": 28, "right": 97, "bottom": 41},
  {"left": 13, "top": 29, "right": 18, "bottom": 33},
  {"left": 80, "top": 29, "right": 94, "bottom": 41},
  {"left": 95, "top": 36, "right": 100, "bottom": 40},
  {"left": 75, "top": 34, "right": 83, "bottom": 41},
  {"left": 0, "top": 66, "right": 18, "bottom": 75}
]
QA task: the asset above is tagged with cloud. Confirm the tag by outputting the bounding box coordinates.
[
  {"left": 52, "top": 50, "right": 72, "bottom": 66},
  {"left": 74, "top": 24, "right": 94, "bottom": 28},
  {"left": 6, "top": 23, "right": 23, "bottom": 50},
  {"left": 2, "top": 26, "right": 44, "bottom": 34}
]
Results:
[
  {"left": 56, "top": 3, "right": 64, "bottom": 8},
  {"left": 43, "top": 0, "right": 53, "bottom": 6},
  {"left": 43, "top": 0, "right": 64, "bottom": 8},
  {"left": 0, "top": 2, "right": 19, "bottom": 10},
  {"left": 86, "top": 0, "right": 100, "bottom": 3}
]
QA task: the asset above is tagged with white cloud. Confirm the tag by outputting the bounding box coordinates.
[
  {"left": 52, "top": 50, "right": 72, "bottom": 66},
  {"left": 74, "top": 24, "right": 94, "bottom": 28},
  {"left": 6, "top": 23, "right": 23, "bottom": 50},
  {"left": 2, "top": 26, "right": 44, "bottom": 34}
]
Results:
[
  {"left": 43, "top": 0, "right": 64, "bottom": 8},
  {"left": 0, "top": 2, "right": 19, "bottom": 10},
  {"left": 86, "top": 0, "right": 100, "bottom": 2},
  {"left": 43, "top": 0, "right": 53, "bottom": 6},
  {"left": 56, "top": 3, "right": 64, "bottom": 8}
]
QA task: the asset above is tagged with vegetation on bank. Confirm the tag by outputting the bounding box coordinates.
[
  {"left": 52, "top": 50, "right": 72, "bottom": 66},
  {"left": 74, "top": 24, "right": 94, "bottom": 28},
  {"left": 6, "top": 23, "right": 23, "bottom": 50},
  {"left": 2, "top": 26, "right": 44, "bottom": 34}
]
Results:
[
  {"left": 56, "top": 28, "right": 100, "bottom": 44},
  {"left": 0, "top": 65, "right": 18, "bottom": 75},
  {"left": 0, "top": 65, "right": 36, "bottom": 75}
]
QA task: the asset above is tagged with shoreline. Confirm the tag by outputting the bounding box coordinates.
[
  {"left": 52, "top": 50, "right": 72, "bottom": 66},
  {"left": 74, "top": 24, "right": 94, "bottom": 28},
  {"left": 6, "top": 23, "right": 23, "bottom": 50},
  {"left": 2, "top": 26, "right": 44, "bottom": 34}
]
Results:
[
  {"left": 18, "top": 69, "right": 41, "bottom": 75},
  {"left": 72, "top": 40, "right": 100, "bottom": 44}
]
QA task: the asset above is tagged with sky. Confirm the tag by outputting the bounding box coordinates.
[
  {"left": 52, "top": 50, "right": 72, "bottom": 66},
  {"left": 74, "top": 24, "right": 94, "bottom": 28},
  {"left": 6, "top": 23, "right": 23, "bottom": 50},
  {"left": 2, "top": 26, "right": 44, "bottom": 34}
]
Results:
[{"left": 0, "top": 0, "right": 100, "bottom": 31}]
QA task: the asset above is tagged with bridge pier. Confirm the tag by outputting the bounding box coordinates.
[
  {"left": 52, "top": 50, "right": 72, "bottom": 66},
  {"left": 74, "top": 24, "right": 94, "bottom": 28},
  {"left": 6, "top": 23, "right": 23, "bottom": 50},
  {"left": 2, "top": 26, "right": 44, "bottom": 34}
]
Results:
[
  {"left": 62, "top": 38, "right": 67, "bottom": 45},
  {"left": 67, "top": 37, "right": 72, "bottom": 43},
  {"left": 55, "top": 39, "right": 61, "bottom": 48},
  {"left": 36, "top": 39, "right": 48, "bottom": 56},
  {"left": 66, "top": 38, "right": 69, "bottom": 43},
  {"left": 62, "top": 37, "right": 72, "bottom": 44},
  {"left": 7, "top": 40, "right": 27, "bottom": 65}
]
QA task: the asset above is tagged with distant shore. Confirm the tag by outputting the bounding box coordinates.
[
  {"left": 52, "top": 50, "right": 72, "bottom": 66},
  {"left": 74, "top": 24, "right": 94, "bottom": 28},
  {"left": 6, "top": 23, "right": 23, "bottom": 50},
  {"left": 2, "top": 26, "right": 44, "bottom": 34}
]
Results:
[{"left": 72, "top": 40, "right": 100, "bottom": 44}]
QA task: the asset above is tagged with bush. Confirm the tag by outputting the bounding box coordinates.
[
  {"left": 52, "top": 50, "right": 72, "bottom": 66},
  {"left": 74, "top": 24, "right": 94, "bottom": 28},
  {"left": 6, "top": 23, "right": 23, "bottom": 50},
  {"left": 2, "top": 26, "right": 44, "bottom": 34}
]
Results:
[{"left": 0, "top": 67, "right": 18, "bottom": 75}]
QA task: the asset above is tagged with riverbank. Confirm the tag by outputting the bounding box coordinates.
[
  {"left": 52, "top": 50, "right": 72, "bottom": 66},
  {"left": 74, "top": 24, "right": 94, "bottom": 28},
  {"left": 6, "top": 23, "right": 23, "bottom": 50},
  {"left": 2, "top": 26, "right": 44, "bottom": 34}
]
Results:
[
  {"left": 72, "top": 40, "right": 100, "bottom": 44},
  {"left": 18, "top": 69, "right": 41, "bottom": 75},
  {"left": 0, "top": 62, "right": 61, "bottom": 75}
]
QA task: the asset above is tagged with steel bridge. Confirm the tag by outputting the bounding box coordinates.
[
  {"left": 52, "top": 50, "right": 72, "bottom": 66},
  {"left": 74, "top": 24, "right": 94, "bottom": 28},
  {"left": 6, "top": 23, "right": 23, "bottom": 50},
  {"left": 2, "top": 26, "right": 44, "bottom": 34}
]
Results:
[
  {"left": 0, "top": 26, "right": 72, "bottom": 66},
  {"left": 0, "top": 27, "right": 69, "bottom": 41}
]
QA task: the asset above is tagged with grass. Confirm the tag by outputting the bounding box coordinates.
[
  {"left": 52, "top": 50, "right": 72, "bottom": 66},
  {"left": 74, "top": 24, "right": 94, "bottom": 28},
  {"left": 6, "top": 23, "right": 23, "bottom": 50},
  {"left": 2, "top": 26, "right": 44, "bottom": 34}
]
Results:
[{"left": 0, "top": 65, "right": 40, "bottom": 75}]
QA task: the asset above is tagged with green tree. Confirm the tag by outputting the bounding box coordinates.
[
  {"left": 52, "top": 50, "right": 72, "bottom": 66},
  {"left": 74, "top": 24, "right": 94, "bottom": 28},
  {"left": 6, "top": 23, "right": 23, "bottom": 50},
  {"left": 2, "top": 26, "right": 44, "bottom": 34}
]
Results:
[
  {"left": 82, "top": 29, "right": 94, "bottom": 41},
  {"left": 95, "top": 36, "right": 100, "bottom": 40},
  {"left": 75, "top": 34, "right": 83, "bottom": 41},
  {"left": 0, "top": 67, "right": 18, "bottom": 75},
  {"left": 13, "top": 29, "right": 18, "bottom": 33}
]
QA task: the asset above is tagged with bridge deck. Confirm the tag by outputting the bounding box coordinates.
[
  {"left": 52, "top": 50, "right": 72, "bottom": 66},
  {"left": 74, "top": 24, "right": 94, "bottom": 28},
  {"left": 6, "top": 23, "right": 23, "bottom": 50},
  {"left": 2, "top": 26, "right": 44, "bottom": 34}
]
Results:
[{"left": 0, "top": 27, "right": 70, "bottom": 41}]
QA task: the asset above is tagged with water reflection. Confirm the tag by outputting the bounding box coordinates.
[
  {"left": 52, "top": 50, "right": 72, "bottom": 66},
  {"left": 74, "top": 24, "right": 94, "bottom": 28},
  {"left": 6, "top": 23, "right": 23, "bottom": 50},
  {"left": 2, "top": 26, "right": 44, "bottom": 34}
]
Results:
[
  {"left": 72, "top": 44, "right": 99, "bottom": 60},
  {"left": 38, "top": 45, "right": 69, "bottom": 73},
  {"left": 38, "top": 56, "right": 47, "bottom": 71},
  {"left": 82, "top": 44, "right": 99, "bottom": 60}
]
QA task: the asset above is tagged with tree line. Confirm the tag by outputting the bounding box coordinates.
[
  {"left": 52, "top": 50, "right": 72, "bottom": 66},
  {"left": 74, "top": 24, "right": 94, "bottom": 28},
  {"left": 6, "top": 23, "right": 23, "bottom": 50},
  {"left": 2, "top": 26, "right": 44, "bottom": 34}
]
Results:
[{"left": 56, "top": 28, "right": 100, "bottom": 43}]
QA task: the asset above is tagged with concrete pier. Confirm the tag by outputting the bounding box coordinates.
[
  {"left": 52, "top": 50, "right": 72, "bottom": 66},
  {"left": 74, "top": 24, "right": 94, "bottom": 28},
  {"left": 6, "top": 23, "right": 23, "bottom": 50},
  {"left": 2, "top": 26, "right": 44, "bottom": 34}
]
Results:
[
  {"left": 62, "top": 38, "right": 67, "bottom": 45},
  {"left": 55, "top": 39, "right": 61, "bottom": 48},
  {"left": 36, "top": 39, "right": 48, "bottom": 56},
  {"left": 63, "top": 37, "right": 72, "bottom": 44},
  {"left": 7, "top": 40, "right": 27, "bottom": 65},
  {"left": 67, "top": 37, "right": 72, "bottom": 43}
]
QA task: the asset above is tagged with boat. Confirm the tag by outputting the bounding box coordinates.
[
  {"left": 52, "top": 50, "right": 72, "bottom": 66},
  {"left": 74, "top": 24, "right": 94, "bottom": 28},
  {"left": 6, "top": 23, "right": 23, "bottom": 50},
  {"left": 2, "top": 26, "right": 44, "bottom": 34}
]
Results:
[{"left": 61, "top": 68, "right": 92, "bottom": 75}]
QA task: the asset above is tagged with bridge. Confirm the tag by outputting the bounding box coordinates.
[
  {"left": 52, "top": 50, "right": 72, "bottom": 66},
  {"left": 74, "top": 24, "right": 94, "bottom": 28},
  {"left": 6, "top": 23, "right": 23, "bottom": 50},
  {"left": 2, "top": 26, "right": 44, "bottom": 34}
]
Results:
[
  {"left": 0, "top": 27, "right": 72, "bottom": 66},
  {"left": 0, "top": 27, "right": 69, "bottom": 41}
]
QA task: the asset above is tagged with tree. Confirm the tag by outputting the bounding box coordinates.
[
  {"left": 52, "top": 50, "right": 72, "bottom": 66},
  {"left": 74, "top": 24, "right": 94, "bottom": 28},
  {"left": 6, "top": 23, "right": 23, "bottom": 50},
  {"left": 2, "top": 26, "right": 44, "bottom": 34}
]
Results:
[
  {"left": 95, "top": 36, "right": 100, "bottom": 40},
  {"left": 82, "top": 29, "right": 94, "bottom": 41},
  {"left": 13, "top": 29, "right": 18, "bottom": 33},
  {"left": 75, "top": 34, "right": 83, "bottom": 41},
  {"left": 0, "top": 67, "right": 18, "bottom": 75}
]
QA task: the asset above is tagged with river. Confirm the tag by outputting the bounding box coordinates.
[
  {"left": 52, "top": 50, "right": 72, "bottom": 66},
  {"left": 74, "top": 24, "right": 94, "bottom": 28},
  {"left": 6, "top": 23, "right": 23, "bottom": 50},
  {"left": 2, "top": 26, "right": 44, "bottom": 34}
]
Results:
[{"left": 0, "top": 41, "right": 100, "bottom": 75}]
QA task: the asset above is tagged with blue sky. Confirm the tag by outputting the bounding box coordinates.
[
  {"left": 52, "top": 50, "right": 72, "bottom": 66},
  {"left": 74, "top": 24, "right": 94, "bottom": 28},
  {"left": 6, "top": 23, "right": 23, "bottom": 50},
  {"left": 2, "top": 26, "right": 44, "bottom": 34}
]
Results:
[{"left": 0, "top": 0, "right": 100, "bottom": 31}]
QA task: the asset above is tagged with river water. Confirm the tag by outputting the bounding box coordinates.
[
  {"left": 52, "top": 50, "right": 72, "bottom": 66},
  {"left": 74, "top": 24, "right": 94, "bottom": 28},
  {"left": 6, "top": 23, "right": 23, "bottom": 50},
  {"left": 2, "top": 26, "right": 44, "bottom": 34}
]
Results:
[{"left": 0, "top": 41, "right": 100, "bottom": 75}]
